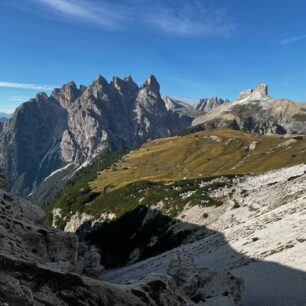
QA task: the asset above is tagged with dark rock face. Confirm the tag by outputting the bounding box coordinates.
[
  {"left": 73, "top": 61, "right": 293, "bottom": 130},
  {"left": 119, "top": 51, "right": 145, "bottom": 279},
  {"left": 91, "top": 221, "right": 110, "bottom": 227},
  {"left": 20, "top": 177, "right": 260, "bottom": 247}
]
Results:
[
  {"left": 0, "top": 75, "right": 189, "bottom": 199},
  {"left": 0, "top": 95, "right": 68, "bottom": 197}
]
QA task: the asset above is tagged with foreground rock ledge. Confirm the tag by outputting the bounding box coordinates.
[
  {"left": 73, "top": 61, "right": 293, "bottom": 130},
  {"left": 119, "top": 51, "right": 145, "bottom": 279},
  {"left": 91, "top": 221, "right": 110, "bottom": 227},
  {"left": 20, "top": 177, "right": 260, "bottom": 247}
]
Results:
[{"left": 0, "top": 189, "right": 242, "bottom": 305}]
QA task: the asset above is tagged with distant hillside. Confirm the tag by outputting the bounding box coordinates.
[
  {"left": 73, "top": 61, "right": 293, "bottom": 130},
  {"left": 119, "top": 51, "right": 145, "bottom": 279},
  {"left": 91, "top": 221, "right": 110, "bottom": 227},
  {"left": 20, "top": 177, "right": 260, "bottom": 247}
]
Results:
[
  {"left": 90, "top": 128, "right": 306, "bottom": 193},
  {"left": 162, "top": 96, "right": 227, "bottom": 120}
]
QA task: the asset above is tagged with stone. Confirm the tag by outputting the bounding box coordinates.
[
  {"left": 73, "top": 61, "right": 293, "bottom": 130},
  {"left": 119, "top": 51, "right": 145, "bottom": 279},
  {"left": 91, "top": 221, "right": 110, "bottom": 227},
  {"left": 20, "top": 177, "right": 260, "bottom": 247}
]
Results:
[
  {"left": 167, "top": 253, "right": 243, "bottom": 305},
  {"left": 142, "top": 74, "right": 160, "bottom": 92},
  {"left": 195, "top": 97, "right": 230, "bottom": 112},
  {"left": 0, "top": 74, "right": 189, "bottom": 202},
  {"left": 256, "top": 83, "right": 268, "bottom": 96},
  {"left": 193, "top": 83, "right": 306, "bottom": 135},
  {"left": 0, "top": 189, "right": 216, "bottom": 306},
  {"left": 238, "top": 88, "right": 253, "bottom": 100}
]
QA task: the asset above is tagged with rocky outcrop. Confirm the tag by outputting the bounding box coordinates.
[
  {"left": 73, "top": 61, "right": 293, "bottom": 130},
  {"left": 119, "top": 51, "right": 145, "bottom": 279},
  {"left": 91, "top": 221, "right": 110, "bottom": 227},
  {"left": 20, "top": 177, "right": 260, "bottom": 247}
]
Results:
[
  {"left": 0, "top": 188, "right": 102, "bottom": 277},
  {"left": 163, "top": 96, "right": 229, "bottom": 123},
  {"left": 193, "top": 83, "right": 306, "bottom": 135},
  {"left": 168, "top": 253, "right": 243, "bottom": 305},
  {"left": 238, "top": 83, "right": 269, "bottom": 100},
  {"left": 0, "top": 188, "right": 243, "bottom": 306},
  {"left": 0, "top": 75, "right": 190, "bottom": 201},
  {"left": 195, "top": 97, "right": 230, "bottom": 112},
  {"left": 0, "top": 254, "right": 191, "bottom": 306}
]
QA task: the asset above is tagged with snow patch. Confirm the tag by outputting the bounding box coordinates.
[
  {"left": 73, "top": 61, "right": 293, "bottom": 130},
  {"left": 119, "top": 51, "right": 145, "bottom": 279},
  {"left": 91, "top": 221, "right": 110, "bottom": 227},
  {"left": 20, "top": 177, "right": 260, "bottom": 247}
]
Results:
[{"left": 43, "top": 163, "right": 74, "bottom": 182}]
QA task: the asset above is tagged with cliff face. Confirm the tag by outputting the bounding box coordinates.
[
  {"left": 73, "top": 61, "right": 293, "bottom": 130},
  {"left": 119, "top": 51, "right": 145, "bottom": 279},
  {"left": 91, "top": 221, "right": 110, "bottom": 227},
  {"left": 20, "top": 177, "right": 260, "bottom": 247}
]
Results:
[
  {"left": 0, "top": 188, "right": 243, "bottom": 306},
  {"left": 195, "top": 97, "right": 230, "bottom": 112},
  {"left": 0, "top": 75, "right": 189, "bottom": 198},
  {"left": 193, "top": 84, "right": 306, "bottom": 135}
]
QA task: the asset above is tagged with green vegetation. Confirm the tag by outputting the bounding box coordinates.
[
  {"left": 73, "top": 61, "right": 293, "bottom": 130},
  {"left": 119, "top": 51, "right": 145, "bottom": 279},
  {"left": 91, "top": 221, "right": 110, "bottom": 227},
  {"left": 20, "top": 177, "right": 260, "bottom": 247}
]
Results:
[
  {"left": 48, "top": 175, "right": 232, "bottom": 229},
  {"left": 178, "top": 124, "right": 205, "bottom": 136},
  {"left": 46, "top": 128, "right": 306, "bottom": 229},
  {"left": 86, "top": 177, "right": 227, "bottom": 218},
  {"left": 45, "top": 151, "right": 127, "bottom": 226}
]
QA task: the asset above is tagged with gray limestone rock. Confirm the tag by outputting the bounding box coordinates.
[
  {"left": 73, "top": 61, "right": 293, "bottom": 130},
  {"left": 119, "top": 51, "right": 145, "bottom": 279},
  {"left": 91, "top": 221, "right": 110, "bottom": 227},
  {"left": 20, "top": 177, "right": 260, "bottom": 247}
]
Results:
[
  {"left": 0, "top": 189, "right": 240, "bottom": 306},
  {"left": 195, "top": 97, "right": 230, "bottom": 112},
  {"left": 193, "top": 83, "right": 306, "bottom": 135},
  {"left": 167, "top": 253, "right": 243, "bottom": 305},
  {"left": 0, "top": 74, "right": 190, "bottom": 201}
]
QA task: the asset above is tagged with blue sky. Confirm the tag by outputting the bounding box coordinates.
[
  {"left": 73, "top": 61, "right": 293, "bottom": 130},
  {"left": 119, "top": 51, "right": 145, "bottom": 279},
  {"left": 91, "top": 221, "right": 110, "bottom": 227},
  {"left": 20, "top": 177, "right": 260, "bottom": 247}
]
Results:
[{"left": 1, "top": 0, "right": 306, "bottom": 113}]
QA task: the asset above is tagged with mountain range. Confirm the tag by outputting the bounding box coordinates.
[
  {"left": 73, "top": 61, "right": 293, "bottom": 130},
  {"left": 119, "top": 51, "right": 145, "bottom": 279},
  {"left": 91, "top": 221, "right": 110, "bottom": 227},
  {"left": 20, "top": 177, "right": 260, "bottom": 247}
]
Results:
[
  {"left": 1, "top": 75, "right": 306, "bottom": 305},
  {"left": 0, "top": 75, "right": 189, "bottom": 199},
  {"left": 2, "top": 77, "right": 306, "bottom": 205},
  {"left": 0, "top": 75, "right": 229, "bottom": 204},
  {"left": 193, "top": 83, "right": 306, "bottom": 134}
]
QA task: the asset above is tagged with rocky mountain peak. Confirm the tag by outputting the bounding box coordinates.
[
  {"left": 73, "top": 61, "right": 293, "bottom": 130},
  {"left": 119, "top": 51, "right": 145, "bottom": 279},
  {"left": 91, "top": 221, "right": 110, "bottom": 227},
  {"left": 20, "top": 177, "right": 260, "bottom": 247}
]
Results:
[
  {"left": 79, "top": 84, "right": 87, "bottom": 94},
  {"left": 256, "top": 83, "right": 268, "bottom": 96},
  {"left": 51, "top": 81, "right": 79, "bottom": 107},
  {"left": 90, "top": 75, "right": 111, "bottom": 99},
  {"left": 238, "top": 83, "right": 269, "bottom": 100},
  {"left": 36, "top": 92, "right": 49, "bottom": 101},
  {"left": 0, "top": 73, "right": 191, "bottom": 199},
  {"left": 59, "top": 81, "right": 79, "bottom": 96},
  {"left": 124, "top": 75, "right": 139, "bottom": 92},
  {"left": 124, "top": 74, "right": 133, "bottom": 83},
  {"left": 95, "top": 74, "right": 108, "bottom": 85},
  {"left": 111, "top": 76, "right": 126, "bottom": 92},
  {"left": 142, "top": 74, "right": 160, "bottom": 92},
  {"left": 110, "top": 76, "right": 139, "bottom": 95},
  {"left": 195, "top": 97, "right": 229, "bottom": 112}
]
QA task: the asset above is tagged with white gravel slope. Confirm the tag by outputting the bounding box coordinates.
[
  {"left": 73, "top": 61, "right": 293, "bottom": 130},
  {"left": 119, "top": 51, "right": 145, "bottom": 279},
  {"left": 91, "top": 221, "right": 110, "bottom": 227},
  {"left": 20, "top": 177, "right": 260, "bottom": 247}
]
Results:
[{"left": 105, "top": 164, "right": 306, "bottom": 306}]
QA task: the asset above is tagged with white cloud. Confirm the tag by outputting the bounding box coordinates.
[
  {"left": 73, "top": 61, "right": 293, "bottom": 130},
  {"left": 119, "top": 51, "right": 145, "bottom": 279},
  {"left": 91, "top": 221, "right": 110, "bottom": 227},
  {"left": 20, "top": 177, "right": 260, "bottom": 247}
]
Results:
[
  {"left": 8, "top": 0, "right": 236, "bottom": 37},
  {"left": 280, "top": 34, "right": 306, "bottom": 45},
  {"left": 146, "top": 3, "right": 237, "bottom": 37},
  {"left": 0, "top": 82, "right": 56, "bottom": 90},
  {"left": 36, "top": 0, "right": 121, "bottom": 29},
  {"left": 8, "top": 96, "right": 31, "bottom": 101}
]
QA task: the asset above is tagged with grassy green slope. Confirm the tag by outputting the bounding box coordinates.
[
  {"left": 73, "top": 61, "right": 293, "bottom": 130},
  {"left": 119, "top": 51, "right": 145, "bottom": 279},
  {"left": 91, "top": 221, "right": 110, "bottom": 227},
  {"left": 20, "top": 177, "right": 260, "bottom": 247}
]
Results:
[
  {"left": 45, "top": 151, "right": 126, "bottom": 227},
  {"left": 47, "top": 129, "right": 306, "bottom": 229}
]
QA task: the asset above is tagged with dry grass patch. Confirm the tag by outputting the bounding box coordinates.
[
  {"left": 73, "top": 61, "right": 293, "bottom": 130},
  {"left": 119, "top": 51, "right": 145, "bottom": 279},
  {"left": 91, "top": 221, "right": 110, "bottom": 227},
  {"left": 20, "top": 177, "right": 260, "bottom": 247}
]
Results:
[{"left": 90, "top": 129, "right": 306, "bottom": 193}]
